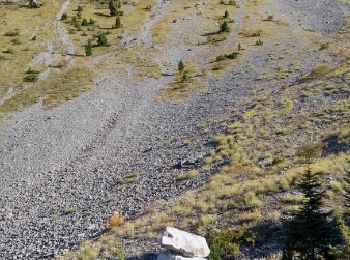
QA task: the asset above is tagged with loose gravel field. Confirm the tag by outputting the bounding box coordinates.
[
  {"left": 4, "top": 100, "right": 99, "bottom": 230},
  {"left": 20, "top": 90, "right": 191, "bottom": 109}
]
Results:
[{"left": 0, "top": 0, "right": 349, "bottom": 259}]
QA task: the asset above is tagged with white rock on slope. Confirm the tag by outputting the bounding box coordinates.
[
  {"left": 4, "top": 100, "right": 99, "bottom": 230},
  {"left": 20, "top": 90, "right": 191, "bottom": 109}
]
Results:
[{"left": 161, "top": 227, "right": 210, "bottom": 257}]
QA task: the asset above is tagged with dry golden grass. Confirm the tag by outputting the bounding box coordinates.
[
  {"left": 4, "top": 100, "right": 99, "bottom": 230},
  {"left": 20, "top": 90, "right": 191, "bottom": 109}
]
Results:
[
  {"left": 107, "top": 211, "right": 125, "bottom": 229},
  {"left": 0, "top": 1, "right": 60, "bottom": 97},
  {"left": 0, "top": 63, "right": 95, "bottom": 113}
]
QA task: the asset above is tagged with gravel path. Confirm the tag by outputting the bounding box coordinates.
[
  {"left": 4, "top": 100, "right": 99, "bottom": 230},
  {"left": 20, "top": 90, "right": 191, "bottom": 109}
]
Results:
[{"left": 0, "top": 0, "right": 348, "bottom": 259}]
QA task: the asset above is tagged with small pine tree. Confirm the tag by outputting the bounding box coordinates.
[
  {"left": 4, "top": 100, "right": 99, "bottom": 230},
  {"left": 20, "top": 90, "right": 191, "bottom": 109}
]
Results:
[
  {"left": 85, "top": 39, "right": 92, "bottom": 56},
  {"left": 97, "top": 32, "right": 108, "bottom": 47},
  {"left": 238, "top": 42, "right": 241, "bottom": 51},
  {"left": 283, "top": 169, "right": 342, "bottom": 259},
  {"left": 220, "top": 21, "right": 229, "bottom": 33},
  {"left": 77, "top": 5, "right": 83, "bottom": 12},
  {"left": 115, "top": 16, "right": 122, "bottom": 28},
  {"left": 61, "top": 12, "right": 68, "bottom": 21},
  {"left": 81, "top": 18, "right": 88, "bottom": 26},
  {"left": 109, "top": 1, "right": 118, "bottom": 16},
  {"left": 224, "top": 10, "right": 229, "bottom": 18},
  {"left": 178, "top": 60, "right": 185, "bottom": 73},
  {"left": 77, "top": 10, "right": 82, "bottom": 19},
  {"left": 117, "top": 0, "right": 121, "bottom": 8}
]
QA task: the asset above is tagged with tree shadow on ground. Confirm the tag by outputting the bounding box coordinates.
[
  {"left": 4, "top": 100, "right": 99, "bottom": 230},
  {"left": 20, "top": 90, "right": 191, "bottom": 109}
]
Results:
[{"left": 323, "top": 135, "right": 350, "bottom": 156}]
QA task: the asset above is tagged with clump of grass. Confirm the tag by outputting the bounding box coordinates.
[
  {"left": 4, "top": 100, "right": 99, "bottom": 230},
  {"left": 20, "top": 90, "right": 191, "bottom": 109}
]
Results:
[
  {"left": 176, "top": 170, "right": 199, "bottom": 181},
  {"left": 310, "top": 64, "right": 331, "bottom": 77},
  {"left": 281, "top": 194, "right": 304, "bottom": 204},
  {"left": 296, "top": 142, "right": 323, "bottom": 160},
  {"left": 24, "top": 67, "right": 39, "bottom": 82},
  {"left": 65, "top": 207, "right": 78, "bottom": 214},
  {"left": 235, "top": 209, "right": 261, "bottom": 223},
  {"left": 107, "top": 211, "right": 125, "bottom": 229},
  {"left": 329, "top": 180, "right": 343, "bottom": 193},
  {"left": 198, "top": 214, "right": 216, "bottom": 227},
  {"left": 339, "top": 127, "right": 350, "bottom": 143}
]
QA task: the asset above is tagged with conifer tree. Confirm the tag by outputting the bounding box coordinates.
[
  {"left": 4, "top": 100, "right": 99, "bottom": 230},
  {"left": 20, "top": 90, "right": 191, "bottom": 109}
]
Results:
[
  {"left": 82, "top": 18, "right": 88, "bottom": 26},
  {"left": 283, "top": 169, "right": 341, "bottom": 259},
  {"left": 178, "top": 60, "right": 184, "bottom": 73},
  {"left": 224, "top": 10, "right": 229, "bottom": 18},
  {"left": 97, "top": 32, "right": 108, "bottom": 46},
  {"left": 85, "top": 39, "right": 92, "bottom": 56},
  {"left": 109, "top": 1, "right": 118, "bottom": 16},
  {"left": 115, "top": 16, "right": 121, "bottom": 28},
  {"left": 220, "top": 21, "right": 229, "bottom": 32}
]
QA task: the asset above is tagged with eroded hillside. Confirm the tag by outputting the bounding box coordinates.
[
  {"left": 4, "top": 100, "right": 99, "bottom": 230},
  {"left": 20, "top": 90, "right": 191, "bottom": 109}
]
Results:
[{"left": 0, "top": 0, "right": 349, "bottom": 259}]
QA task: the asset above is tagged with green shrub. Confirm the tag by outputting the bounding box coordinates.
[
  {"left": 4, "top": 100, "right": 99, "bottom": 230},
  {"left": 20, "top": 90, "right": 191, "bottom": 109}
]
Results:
[
  {"left": 97, "top": 32, "right": 108, "bottom": 46},
  {"left": 24, "top": 74, "right": 38, "bottom": 82},
  {"left": 115, "top": 16, "right": 122, "bottom": 28},
  {"left": 178, "top": 60, "right": 185, "bottom": 72},
  {"left": 224, "top": 10, "right": 229, "bottom": 18},
  {"left": 85, "top": 39, "right": 92, "bottom": 56},
  {"left": 109, "top": 1, "right": 118, "bottom": 16},
  {"left": 207, "top": 227, "right": 247, "bottom": 259},
  {"left": 61, "top": 12, "right": 68, "bottom": 21},
  {"left": 220, "top": 21, "right": 229, "bottom": 32},
  {"left": 296, "top": 142, "right": 323, "bottom": 160},
  {"left": 256, "top": 39, "right": 263, "bottom": 46},
  {"left": 81, "top": 18, "right": 88, "bottom": 26}
]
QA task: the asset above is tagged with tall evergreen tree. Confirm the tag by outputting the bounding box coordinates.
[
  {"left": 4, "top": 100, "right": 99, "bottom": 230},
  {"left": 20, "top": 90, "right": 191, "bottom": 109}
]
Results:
[
  {"left": 85, "top": 39, "right": 92, "bottom": 56},
  {"left": 109, "top": 1, "right": 118, "bottom": 16},
  {"left": 283, "top": 169, "right": 341, "bottom": 259},
  {"left": 115, "top": 16, "right": 121, "bottom": 28},
  {"left": 220, "top": 21, "right": 229, "bottom": 33},
  {"left": 178, "top": 60, "right": 185, "bottom": 73},
  {"left": 224, "top": 10, "right": 229, "bottom": 18},
  {"left": 97, "top": 33, "right": 108, "bottom": 47}
]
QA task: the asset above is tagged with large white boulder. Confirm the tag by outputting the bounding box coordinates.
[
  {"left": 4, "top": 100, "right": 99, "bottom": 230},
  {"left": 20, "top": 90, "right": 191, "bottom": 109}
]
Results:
[{"left": 161, "top": 227, "right": 210, "bottom": 257}]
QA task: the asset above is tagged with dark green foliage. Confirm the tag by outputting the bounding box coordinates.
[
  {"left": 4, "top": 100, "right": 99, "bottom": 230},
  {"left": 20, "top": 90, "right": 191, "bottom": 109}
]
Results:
[
  {"left": 115, "top": 16, "right": 121, "bottom": 28},
  {"left": 61, "top": 12, "right": 68, "bottom": 21},
  {"left": 256, "top": 39, "right": 263, "bottom": 46},
  {"left": 117, "top": 0, "right": 121, "bottom": 8},
  {"left": 82, "top": 18, "right": 88, "bottom": 26},
  {"left": 224, "top": 10, "right": 229, "bottom": 18},
  {"left": 207, "top": 228, "right": 245, "bottom": 259},
  {"left": 220, "top": 21, "right": 229, "bottom": 33},
  {"left": 28, "top": 0, "right": 40, "bottom": 8},
  {"left": 283, "top": 169, "right": 342, "bottom": 259},
  {"left": 178, "top": 60, "right": 185, "bottom": 73},
  {"left": 97, "top": 32, "right": 108, "bottom": 46},
  {"left": 89, "top": 19, "right": 95, "bottom": 25},
  {"left": 109, "top": 1, "right": 118, "bottom": 16},
  {"left": 85, "top": 39, "right": 92, "bottom": 56},
  {"left": 24, "top": 67, "right": 39, "bottom": 82},
  {"left": 77, "top": 5, "right": 83, "bottom": 12}
]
